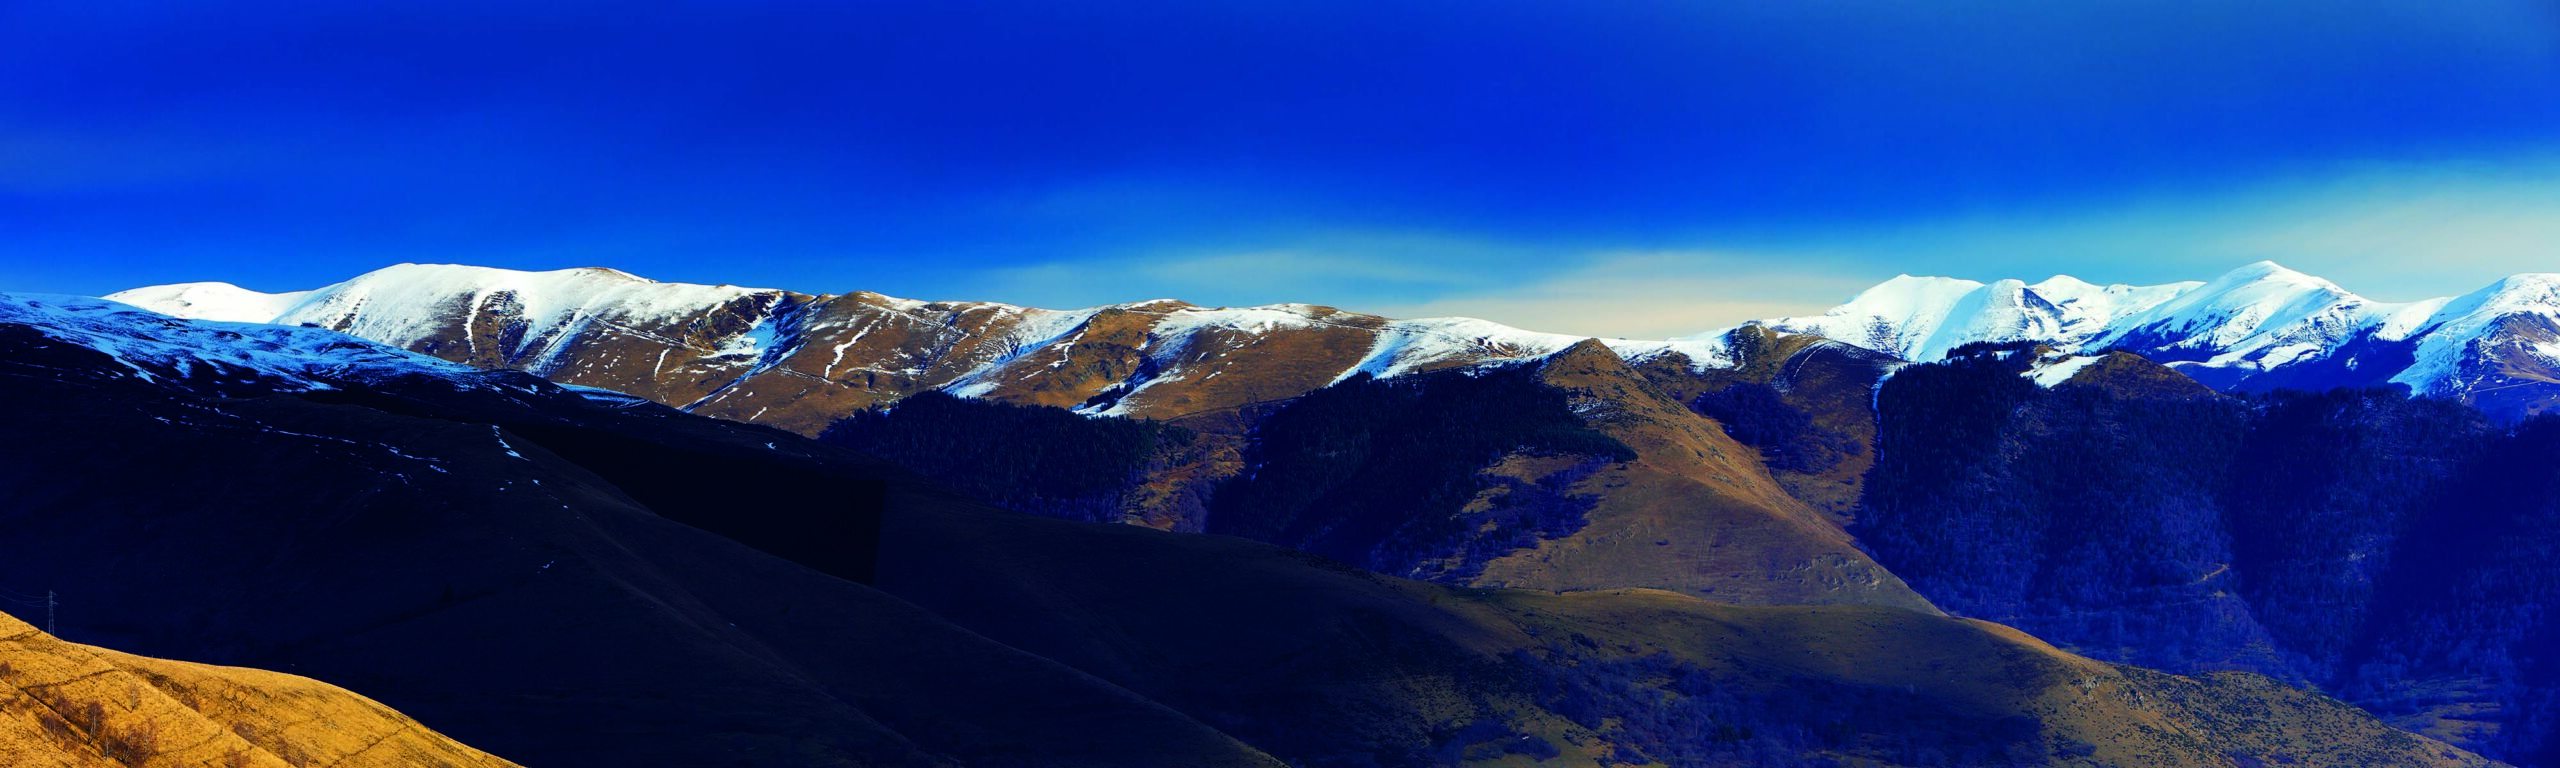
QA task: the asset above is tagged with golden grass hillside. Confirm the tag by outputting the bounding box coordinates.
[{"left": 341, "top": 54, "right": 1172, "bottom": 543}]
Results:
[{"left": 0, "top": 613, "right": 516, "bottom": 768}]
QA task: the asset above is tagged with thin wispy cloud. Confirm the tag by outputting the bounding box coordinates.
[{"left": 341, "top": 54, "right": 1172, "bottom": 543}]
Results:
[
  {"left": 941, "top": 152, "right": 2560, "bottom": 338},
  {"left": 1364, "top": 252, "right": 1873, "bottom": 339},
  {"left": 1758, "top": 152, "right": 2560, "bottom": 300},
  {"left": 962, "top": 231, "right": 1547, "bottom": 309},
  {"left": 959, "top": 242, "right": 1869, "bottom": 339}
]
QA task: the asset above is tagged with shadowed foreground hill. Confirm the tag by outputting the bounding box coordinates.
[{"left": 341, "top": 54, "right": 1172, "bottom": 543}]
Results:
[
  {"left": 0, "top": 613, "right": 515, "bottom": 768},
  {"left": 877, "top": 501, "right": 2501, "bottom": 767},
  {"left": 0, "top": 295, "right": 2503, "bottom": 767},
  {"left": 1858, "top": 345, "right": 2560, "bottom": 763},
  {"left": 0, "top": 298, "right": 1277, "bottom": 768},
  {"left": 833, "top": 339, "right": 1932, "bottom": 610}
]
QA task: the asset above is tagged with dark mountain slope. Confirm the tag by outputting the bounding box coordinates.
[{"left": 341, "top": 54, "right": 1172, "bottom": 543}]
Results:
[
  {"left": 818, "top": 389, "right": 1197, "bottom": 524},
  {"left": 0, "top": 315, "right": 1277, "bottom": 767},
  {"left": 1202, "top": 366, "right": 1635, "bottom": 582},
  {"left": 1856, "top": 345, "right": 2559, "bottom": 763},
  {"left": 1860, "top": 348, "right": 2274, "bottom": 673},
  {"left": 2222, "top": 389, "right": 2489, "bottom": 674},
  {"left": 0, "top": 296, "right": 2501, "bottom": 767},
  {"left": 2351, "top": 415, "right": 2560, "bottom": 765},
  {"left": 871, "top": 491, "right": 2499, "bottom": 767}
]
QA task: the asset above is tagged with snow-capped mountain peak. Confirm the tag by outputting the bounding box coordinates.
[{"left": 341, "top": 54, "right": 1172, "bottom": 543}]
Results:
[
  {"left": 2086, "top": 261, "right": 2370, "bottom": 362},
  {"left": 103, "top": 281, "right": 315, "bottom": 324},
  {"left": 1755, "top": 272, "right": 2187, "bottom": 361},
  {"left": 2382, "top": 273, "right": 2560, "bottom": 401},
  {"left": 1751, "top": 261, "right": 2560, "bottom": 419},
  {"left": 1754, "top": 260, "right": 2379, "bottom": 368},
  {"left": 2026, "top": 274, "right": 2098, "bottom": 295}
]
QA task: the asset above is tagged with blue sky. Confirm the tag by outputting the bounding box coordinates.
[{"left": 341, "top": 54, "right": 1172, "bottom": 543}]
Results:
[{"left": 5, "top": 1, "right": 2557, "bottom": 336}]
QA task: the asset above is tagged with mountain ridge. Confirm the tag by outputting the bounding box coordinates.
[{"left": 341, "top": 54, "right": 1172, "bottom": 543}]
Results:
[
  {"left": 111, "top": 260, "right": 2560, "bottom": 421},
  {"left": 1753, "top": 261, "right": 2560, "bottom": 418},
  {"left": 108, "top": 263, "right": 1738, "bottom": 426}
]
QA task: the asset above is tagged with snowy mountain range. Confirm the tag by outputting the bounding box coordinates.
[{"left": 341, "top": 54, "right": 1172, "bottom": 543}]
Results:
[
  {"left": 1757, "top": 261, "right": 2560, "bottom": 419},
  {"left": 103, "top": 260, "right": 2560, "bottom": 421},
  {"left": 104, "top": 264, "right": 1736, "bottom": 434}
]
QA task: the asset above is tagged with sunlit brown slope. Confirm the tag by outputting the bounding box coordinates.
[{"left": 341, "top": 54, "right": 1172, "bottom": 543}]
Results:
[
  {"left": 1627, "top": 327, "right": 1904, "bottom": 521},
  {"left": 2060, "top": 349, "right": 2224, "bottom": 400},
  {"left": 1458, "top": 340, "right": 1928, "bottom": 609},
  {"left": 0, "top": 613, "right": 515, "bottom": 768}
]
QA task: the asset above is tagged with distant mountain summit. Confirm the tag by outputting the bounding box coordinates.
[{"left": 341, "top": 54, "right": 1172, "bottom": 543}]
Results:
[
  {"left": 1755, "top": 273, "right": 2197, "bottom": 361},
  {"left": 1751, "top": 261, "right": 2560, "bottom": 419}
]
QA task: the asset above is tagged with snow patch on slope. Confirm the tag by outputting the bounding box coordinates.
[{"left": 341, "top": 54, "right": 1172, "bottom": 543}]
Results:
[
  {"left": 0, "top": 293, "right": 489, "bottom": 389},
  {"left": 1603, "top": 335, "right": 1737, "bottom": 371},
  {"left": 1334, "top": 317, "right": 1590, "bottom": 382},
  {"left": 939, "top": 306, "right": 1105, "bottom": 397},
  {"left": 2023, "top": 354, "right": 2103, "bottom": 388},
  {"left": 1149, "top": 305, "right": 1323, "bottom": 339}
]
